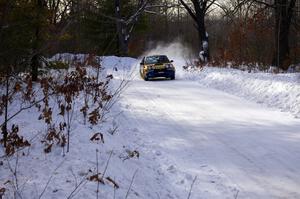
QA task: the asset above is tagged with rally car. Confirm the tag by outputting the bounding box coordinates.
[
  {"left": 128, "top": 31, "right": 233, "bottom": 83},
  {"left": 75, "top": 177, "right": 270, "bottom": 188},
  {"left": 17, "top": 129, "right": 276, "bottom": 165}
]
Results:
[{"left": 139, "top": 55, "right": 175, "bottom": 81}]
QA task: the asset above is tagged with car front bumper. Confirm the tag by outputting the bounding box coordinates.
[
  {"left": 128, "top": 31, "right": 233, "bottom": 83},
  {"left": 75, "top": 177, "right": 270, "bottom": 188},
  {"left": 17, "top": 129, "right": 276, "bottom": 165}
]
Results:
[{"left": 146, "top": 69, "right": 175, "bottom": 78}]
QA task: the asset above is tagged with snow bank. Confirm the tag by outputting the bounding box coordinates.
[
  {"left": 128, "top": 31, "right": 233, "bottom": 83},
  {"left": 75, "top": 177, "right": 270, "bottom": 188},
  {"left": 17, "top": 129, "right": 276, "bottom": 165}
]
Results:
[
  {"left": 184, "top": 67, "right": 300, "bottom": 118},
  {"left": 0, "top": 54, "right": 141, "bottom": 199},
  {"left": 49, "top": 53, "right": 138, "bottom": 80},
  {"left": 50, "top": 53, "right": 137, "bottom": 70}
]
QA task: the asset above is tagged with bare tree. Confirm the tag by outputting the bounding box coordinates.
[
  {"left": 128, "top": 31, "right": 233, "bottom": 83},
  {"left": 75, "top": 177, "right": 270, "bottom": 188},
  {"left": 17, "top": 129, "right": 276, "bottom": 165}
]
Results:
[
  {"left": 31, "top": 0, "right": 48, "bottom": 81},
  {"left": 114, "top": 0, "right": 149, "bottom": 56},
  {"left": 179, "top": 0, "right": 217, "bottom": 62},
  {"left": 30, "top": 0, "right": 73, "bottom": 81},
  {"left": 272, "top": 0, "right": 297, "bottom": 70},
  {"left": 240, "top": 0, "right": 297, "bottom": 70}
]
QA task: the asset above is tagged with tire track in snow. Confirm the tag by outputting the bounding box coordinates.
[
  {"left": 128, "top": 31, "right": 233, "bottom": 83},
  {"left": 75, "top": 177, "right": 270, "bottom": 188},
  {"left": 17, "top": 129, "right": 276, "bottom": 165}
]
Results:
[{"left": 122, "top": 78, "right": 300, "bottom": 199}]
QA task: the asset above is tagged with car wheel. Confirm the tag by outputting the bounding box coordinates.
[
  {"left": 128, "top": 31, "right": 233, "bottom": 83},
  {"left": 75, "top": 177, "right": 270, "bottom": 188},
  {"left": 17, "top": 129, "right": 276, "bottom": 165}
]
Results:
[
  {"left": 144, "top": 75, "right": 149, "bottom": 81},
  {"left": 170, "top": 75, "right": 175, "bottom": 80}
]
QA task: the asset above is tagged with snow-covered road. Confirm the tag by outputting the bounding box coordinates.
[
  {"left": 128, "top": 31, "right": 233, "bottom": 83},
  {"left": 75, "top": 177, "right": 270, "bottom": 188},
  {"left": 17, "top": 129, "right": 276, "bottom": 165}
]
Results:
[
  {"left": 3, "top": 54, "right": 299, "bottom": 199},
  {"left": 118, "top": 75, "right": 300, "bottom": 198}
]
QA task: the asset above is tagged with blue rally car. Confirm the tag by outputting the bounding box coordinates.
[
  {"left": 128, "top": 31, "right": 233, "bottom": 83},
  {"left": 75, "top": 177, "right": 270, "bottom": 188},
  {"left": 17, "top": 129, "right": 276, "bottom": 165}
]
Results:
[{"left": 140, "top": 55, "right": 175, "bottom": 81}]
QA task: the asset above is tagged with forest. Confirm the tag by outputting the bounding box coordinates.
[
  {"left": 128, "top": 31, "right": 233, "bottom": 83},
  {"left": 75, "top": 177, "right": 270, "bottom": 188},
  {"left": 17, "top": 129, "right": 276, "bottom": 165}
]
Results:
[
  {"left": 1, "top": 0, "right": 300, "bottom": 74},
  {"left": 1, "top": 1, "right": 300, "bottom": 199}
]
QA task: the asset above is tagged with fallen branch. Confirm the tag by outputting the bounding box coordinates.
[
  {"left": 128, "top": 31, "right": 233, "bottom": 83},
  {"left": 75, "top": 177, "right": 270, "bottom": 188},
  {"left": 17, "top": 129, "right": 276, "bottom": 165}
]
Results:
[
  {"left": 187, "top": 176, "right": 197, "bottom": 199},
  {"left": 125, "top": 169, "right": 138, "bottom": 199},
  {"left": 38, "top": 160, "right": 64, "bottom": 199}
]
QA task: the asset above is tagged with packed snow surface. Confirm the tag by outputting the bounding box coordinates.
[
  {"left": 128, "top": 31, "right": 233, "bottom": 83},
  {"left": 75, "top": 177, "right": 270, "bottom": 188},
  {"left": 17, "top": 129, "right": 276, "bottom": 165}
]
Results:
[
  {"left": 116, "top": 57, "right": 300, "bottom": 198},
  {"left": 1, "top": 53, "right": 300, "bottom": 199}
]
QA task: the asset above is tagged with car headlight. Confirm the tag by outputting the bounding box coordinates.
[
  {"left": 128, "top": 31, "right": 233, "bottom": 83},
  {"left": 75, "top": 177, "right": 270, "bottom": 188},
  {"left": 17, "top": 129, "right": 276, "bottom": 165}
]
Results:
[
  {"left": 146, "top": 65, "right": 154, "bottom": 70},
  {"left": 165, "top": 64, "right": 174, "bottom": 69}
]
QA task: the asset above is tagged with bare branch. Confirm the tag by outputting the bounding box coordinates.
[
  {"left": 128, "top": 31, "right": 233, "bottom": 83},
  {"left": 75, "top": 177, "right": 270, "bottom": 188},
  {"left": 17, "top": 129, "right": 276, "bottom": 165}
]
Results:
[
  {"left": 125, "top": 169, "right": 138, "bottom": 199},
  {"left": 187, "top": 176, "right": 197, "bottom": 199},
  {"left": 38, "top": 161, "right": 65, "bottom": 199},
  {"left": 179, "top": 0, "right": 198, "bottom": 22}
]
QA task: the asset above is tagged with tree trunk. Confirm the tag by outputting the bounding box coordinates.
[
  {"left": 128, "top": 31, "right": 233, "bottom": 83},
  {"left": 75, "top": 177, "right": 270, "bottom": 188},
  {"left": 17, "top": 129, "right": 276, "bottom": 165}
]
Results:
[
  {"left": 31, "top": 54, "right": 39, "bottom": 81},
  {"left": 2, "top": 74, "right": 9, "bottom": 147},
  {"left": 180, "top": 0, "right": 211, "bottom": 62},
  {"left": 115, "top": 0, "right": 129, "bottom": 56},
  {"left": 272, "top": 0, "right": 296, "bottom": 70},
  {"left": 197, "top": 15, "right": 209, "bottom": 61},
  {"left": 31, "top": 0, "right": 44, "bottom": 81},
  {"left": 194, "top": 2, "right": 209, "bottom": 62}
]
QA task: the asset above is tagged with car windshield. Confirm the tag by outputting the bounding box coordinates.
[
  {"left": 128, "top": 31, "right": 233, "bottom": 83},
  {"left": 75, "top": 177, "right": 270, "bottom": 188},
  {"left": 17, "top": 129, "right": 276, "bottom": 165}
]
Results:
[{"left": 144, "top": 55, "right": 170, "bottom": 64}]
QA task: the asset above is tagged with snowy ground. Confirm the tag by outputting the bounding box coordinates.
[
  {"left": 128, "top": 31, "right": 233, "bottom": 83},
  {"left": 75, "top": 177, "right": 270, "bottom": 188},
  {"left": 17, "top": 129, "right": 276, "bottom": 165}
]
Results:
[
  {"left": 1, "top": 52, "right": 300, "bottom": 199},
  {"left": 118, "top": 76, "right": 300, "bottom": 198},
  {"left": 114, "top": 57, "right": 300, "bottom": 198}
]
